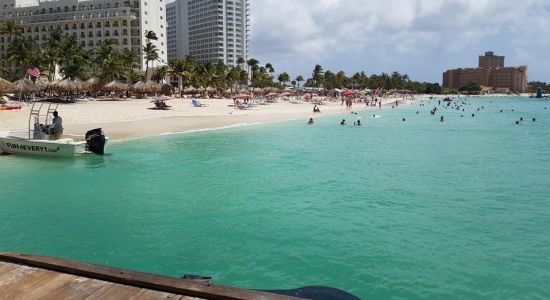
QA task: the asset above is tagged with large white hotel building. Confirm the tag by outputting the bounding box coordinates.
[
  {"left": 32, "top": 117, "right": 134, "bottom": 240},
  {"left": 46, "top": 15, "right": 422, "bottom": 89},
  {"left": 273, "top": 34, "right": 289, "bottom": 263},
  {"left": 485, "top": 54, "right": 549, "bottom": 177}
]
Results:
[
  {"left": 0, "top": 0, "right": 167, "bottom": 71},
  {"left": 166, "top": 0, "right": 250, "bottom": 66}
]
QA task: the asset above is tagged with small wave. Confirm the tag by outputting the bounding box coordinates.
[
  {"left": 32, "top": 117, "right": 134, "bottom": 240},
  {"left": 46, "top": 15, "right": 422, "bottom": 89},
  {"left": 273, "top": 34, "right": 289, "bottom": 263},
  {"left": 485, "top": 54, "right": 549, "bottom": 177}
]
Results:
[{"left": 155, "top": 122, "right": 265, "bottom": 137}]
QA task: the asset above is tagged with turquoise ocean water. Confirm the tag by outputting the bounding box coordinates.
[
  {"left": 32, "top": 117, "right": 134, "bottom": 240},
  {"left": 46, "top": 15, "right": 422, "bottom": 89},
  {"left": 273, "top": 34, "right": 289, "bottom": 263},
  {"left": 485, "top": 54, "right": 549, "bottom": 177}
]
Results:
[{"left": 1, "top": 97, "right": 549, "bottom": 299}]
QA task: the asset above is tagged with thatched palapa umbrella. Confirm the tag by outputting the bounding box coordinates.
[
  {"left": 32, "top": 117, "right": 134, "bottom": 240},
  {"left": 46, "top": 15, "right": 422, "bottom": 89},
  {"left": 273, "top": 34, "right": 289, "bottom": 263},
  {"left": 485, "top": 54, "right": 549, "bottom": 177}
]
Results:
[
  {"left": 57, "top": 79, "right": 83, "bottom": 93},
  {"left": 0, "top": 77, "right": 16, "bottom": 94},
  {"left": 103, "top": 80, "right": 128, "bottom": 93},
  {"left": 132, "top": 80, "right": 161, "bottom": 95},
  {"left": 14, "top": 78, "right": 40, "bottom": 95},
  {"left": 84, "top": 78, "right": 101, "bottom": 92},
  {"left": 131, "top": 81, "right": 148, "bottom": 94},
  {"left": 160, "top": 84, "right": 173, "bottom": 96},
  {"left": 146, "top": 80, "right": 161, "bottom": 94}
]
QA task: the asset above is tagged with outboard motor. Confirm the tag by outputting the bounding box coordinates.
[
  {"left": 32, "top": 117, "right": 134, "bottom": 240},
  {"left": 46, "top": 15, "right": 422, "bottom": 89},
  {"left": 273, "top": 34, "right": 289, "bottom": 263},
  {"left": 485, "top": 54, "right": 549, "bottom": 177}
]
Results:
[{"left": 85, "top": 128, "right": 106, "bottom": 155}]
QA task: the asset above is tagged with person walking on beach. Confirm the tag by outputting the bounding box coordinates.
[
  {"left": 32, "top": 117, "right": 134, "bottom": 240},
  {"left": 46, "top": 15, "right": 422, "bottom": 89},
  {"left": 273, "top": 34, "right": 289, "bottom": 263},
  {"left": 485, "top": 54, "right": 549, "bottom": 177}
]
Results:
[
  {"left": 379, "top": 101, "right": 381, "bottom": 110},
  {"left": 49, "top": 111, "right": 63, "bottom": 140}
]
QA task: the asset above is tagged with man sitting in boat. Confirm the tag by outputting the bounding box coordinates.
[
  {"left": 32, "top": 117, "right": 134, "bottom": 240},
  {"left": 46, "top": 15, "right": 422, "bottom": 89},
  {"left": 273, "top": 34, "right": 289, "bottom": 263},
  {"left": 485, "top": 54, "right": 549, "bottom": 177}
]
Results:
[{"left": 49, "top": 111, "right": 63, "bottom": 140}]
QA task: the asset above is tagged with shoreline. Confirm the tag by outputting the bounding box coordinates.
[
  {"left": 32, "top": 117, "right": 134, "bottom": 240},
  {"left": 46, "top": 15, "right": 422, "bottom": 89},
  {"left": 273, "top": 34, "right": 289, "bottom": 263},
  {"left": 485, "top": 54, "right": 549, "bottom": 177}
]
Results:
[
  {"left": 3, "top": 93, "right": 523, "bottom": 142},
  {"left": 1, "top": 96, "right": 415, "bottom": 141}
]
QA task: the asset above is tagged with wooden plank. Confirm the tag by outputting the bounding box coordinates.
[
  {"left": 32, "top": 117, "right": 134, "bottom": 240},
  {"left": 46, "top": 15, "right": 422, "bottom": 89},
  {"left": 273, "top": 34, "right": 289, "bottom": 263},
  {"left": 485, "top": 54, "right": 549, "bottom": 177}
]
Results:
[
  {"left": 0, "top": 262, "right": 22, "bottom": 276},
  {"left": 0, "top": 264, "right": 37, "bottom": 289},
  {"left": 11, "top": 271, "right": 75, "bottom": 299},
  {"left": 0, "top": 252, "right": 297, "bottom": 300},
  {"left": 83, "top": 282, "right": 143, "bottom": 300},
  {"left": 0, "top": 266, "right": 61, "bottom": 299},
  {"left": 128, "top": 289, "right": 182, "bottom": 300},
  {"left": 128, "top": 289, "right": 195, "bottom": 300},
  {"left": 41, "top": 277, "right": 116, "bottom": 300}
]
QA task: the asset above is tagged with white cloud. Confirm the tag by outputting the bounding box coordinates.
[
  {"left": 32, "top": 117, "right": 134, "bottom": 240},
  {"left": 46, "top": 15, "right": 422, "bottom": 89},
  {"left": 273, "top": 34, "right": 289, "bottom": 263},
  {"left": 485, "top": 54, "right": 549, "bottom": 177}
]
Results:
[{"left": 251, "top": 0, "right": 550, "bottom": 81}]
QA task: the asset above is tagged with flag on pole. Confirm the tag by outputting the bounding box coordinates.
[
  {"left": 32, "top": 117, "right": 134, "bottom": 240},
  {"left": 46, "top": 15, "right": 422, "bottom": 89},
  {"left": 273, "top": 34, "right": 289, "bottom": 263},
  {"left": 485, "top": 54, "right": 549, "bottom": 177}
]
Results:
[{"left": 26, "top": 66, "right": 40, "bottom": 79}]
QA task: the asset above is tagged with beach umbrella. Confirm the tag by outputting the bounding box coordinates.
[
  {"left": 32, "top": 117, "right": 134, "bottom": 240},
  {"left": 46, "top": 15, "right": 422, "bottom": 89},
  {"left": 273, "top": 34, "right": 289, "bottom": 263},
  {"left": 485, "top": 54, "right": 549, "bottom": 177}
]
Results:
[
  {"left": 343, "top": 90, "right": 354, "bottom": 96},
  {"left": 154, "top": 95, "right": 172, "bottom": 101},
  {"left": 265, "top": 92, "right": 279, "bottom": 98},
  {"left": 14, "top": 78, "right": 40, "bottom": 94},
  {"left": 279, "top": 92, "right": 292, "bottom": 97},
  {"left": 0, "top": 77, "right": 17, "bottom": 94},
  {"left": 206, "top": 86, "right": 216, "bottom": 93},
  {"left": 233, "top": 94, "right": 252, "bottom": 100},
  {"left": 103, "top": 80, "right": 128, "bottom": 93}
]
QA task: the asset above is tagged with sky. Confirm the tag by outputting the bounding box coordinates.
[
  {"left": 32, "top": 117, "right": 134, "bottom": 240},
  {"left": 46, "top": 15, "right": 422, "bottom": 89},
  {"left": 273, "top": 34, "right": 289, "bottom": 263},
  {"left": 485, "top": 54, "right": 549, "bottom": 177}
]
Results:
[{"left": 250, "top": 0, "right": 550, "bottom": 83}]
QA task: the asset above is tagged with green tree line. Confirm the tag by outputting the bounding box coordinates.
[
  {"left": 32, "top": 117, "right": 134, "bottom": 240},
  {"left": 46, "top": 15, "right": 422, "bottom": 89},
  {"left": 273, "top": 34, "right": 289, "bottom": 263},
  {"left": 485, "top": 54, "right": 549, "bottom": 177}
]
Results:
[{"left": 1, "top": 20, "right": 451, "bottom": 94}]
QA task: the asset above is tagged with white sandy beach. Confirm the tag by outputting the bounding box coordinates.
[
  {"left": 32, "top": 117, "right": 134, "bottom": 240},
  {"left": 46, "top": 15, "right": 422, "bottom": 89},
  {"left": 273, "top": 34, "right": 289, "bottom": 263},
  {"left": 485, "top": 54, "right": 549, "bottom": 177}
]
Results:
[{"left": 0, "top": 96, "right": 414, "bottom": 140}]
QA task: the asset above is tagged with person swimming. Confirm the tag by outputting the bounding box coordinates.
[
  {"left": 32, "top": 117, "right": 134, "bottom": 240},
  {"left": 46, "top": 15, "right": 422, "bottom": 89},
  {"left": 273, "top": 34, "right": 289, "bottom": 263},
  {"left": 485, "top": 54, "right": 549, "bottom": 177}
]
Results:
[
  {"left": 440, "top": 116, "right": 444, "bottom": 122},
  {"left": 308, "top": 118, "right": 314, "bottom": 125},
  {"left": 340, "top": 119, "right": 346, "bottom": 126}
]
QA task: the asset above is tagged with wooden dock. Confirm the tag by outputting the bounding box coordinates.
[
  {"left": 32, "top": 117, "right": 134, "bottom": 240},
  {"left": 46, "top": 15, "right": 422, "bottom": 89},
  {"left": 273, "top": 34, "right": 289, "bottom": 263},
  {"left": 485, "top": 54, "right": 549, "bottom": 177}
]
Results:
[{"left": 0, "top": 252, "right": 300, "bottom": 300}]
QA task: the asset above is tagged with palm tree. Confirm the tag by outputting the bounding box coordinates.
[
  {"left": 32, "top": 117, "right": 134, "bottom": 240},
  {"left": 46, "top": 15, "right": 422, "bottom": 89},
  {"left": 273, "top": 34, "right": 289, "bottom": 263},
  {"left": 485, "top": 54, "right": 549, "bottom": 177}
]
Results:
[
  {"left": 58, "top": 36, "right": 91, "bottom": 80},
  {"left": 168, "top": 56, "right": 195, "bottom": 97},
  {"left": 246, "top": 58, "right": 259, "bottom": 83},
  {"left": 265, "top": 63, "right": 274, "bottom": 76},
  {"left": 94, "top": 40, "right": 137, "bottom": 83},
  {"left": 153, "top": 65, "right": 170, "bottom": 83},
  {"left": 144, "top": 30, "right": 158, "bottom": 41},
  {"left": 6, "top": 37, "right": 42, "bottom": 75},
  {"left": 237, "top": 57, "right": 245, "bottom": 70},
  {"left": 312, "top": 65, "right": 324, "bottom": 88},
  {"left": 142, "top": 30, "right": 159, "bottom": 80},
  {"left": 0, "top": 20, "right": 23, "bottom": 42},
  {"left": 143, "top": 42, "right": 159, "bottom": 80},
  {"left": 42, "top": 28, "right": 65, "bottom": 81},
  {"left": 226, "top": 67, "right": 241, "bottom": 94},
  {"left": 278, "top": 72, "right": 290, "bottom": 87},
  {"left": 295, "top": 75, "right": 304, "bottom": 88},
  {"left": 120, "top": 48, "right": 139, "bottom": 82}
]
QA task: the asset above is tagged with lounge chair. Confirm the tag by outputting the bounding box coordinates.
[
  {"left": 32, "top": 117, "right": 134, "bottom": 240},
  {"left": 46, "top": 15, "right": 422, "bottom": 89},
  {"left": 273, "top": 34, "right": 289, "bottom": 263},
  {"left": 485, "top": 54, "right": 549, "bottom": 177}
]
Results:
[
  {"left": 154, "top": 100, "right": 171, "bottom": 110},
  {"left": 234, "top": 100, "right": 248, "bottom": 110},
  {"left": 192, "top": 99, "right": 209, "bottom": 107}
]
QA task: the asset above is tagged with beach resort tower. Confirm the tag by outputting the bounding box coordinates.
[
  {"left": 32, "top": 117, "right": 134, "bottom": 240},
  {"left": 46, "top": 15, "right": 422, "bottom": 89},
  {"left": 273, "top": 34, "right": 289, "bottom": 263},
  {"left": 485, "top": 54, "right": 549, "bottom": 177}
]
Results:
[
  {"left": 479, "top": 51, "right": 505, "bottom": 68},
  {"left": 166, "top": 0, "right": 250, "bottom": 67},
  {"left": 443, "top": 51, "right": 528, "bottom": 93},
  {"left": 0, "top": 0, "right": 167, "bottom": 72}
]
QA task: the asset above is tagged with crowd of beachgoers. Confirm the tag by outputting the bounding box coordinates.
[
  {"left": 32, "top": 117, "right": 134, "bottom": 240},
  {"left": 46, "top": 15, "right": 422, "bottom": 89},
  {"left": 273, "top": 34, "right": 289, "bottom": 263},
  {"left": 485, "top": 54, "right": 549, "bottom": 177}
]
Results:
[{"left": 0, "top": 89, "right": 535, "bottom": 141}]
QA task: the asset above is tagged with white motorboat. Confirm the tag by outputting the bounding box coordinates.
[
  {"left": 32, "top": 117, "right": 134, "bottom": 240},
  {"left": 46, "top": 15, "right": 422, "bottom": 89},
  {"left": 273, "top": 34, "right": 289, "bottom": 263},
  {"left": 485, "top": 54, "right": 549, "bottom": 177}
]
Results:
[{"left": 0, "top": 103, "right": 107, "bottom": 157}]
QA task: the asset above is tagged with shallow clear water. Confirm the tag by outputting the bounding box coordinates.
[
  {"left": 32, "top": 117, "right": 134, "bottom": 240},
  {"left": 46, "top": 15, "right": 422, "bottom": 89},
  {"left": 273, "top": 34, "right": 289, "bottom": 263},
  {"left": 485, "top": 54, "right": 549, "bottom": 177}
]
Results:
[{"left": 1, "top": 97, "right": 550, "bottom": 299}]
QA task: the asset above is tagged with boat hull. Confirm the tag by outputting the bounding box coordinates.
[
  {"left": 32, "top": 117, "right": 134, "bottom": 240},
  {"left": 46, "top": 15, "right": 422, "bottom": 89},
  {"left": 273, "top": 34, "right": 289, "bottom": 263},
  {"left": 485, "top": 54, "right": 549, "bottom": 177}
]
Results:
[{"left": 0, "top": 136, "right": 88, "bottom": 157}]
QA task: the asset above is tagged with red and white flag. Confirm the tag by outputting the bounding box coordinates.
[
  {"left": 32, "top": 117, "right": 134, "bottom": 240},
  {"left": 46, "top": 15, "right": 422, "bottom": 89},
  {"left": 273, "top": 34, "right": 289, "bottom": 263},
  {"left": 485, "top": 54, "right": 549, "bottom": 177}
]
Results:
[{"left": 26, "top": 66, "right": 40, "bottom": 79}]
